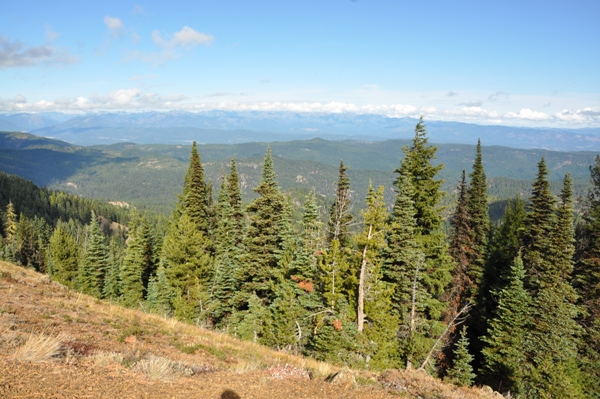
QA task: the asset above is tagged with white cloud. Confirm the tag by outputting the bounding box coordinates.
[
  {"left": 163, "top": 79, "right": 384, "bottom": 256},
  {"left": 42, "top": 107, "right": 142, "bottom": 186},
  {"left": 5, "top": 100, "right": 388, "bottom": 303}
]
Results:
[
  {"left": 131, "top": 26, "right": 213, "bottom": 65},
  {"left": 109, "top": 88, "right": 141, "bottom": 105},
  {"left": 0, "top": 35, "right": 78, "bottom": 68},
  {"left": 152, "top": 26, "right": 214, "bottom": 49},
  {"left": 505, "top": 108, "right": 551, "bottom": 121},
  {"left": 172, "top": 26, "right": 214, "bottom": 47},
  {"left": 104, "top": 16, "right": 125, "bottom": 38},
  {"left": 556, "top": 107, "right": 600, "bottom": 123},
  {"left": 0, "top": 91, "right": 598, "bottom": 128}
]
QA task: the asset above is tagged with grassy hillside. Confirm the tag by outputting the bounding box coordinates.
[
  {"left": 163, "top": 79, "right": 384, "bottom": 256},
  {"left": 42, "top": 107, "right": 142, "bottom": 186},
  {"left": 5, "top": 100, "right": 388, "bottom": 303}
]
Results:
[{"left": 0, "top": 260, "right": 503, "bottom": 398}]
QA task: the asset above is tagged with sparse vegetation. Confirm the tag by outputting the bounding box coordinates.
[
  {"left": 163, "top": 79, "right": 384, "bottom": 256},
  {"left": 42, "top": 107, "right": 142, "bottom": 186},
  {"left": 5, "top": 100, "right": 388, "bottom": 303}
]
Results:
[{"left": 11, "top": 333, "right": 64, "bottom": 362}]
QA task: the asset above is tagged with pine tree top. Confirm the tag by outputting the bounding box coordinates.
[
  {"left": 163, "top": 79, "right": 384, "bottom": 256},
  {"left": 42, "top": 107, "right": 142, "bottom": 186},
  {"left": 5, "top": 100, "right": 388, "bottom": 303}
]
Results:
[
  {"left": 255, "top": 147, "right": 279, "bottom": 195},
  {"left": 397, "top": 118, "right": 445, "bottom": 234}
]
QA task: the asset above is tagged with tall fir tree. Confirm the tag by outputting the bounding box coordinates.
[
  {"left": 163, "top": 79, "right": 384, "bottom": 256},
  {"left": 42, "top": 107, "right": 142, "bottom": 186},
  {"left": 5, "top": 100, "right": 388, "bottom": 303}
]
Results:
[
  {"left": 78, "top": 211, "right": 109, "bottom": 298},
  {"left": 466, "top": 139, "right": 489, "bottom": 295},
  {"left": 211, "top": 176, "right": 243, "bottom": 327},
  {"left": 301, "top": 190, "right": 323, "bottom": 254},
  {"left": 162, "top": 213, "right": 213, "bottom": 323},
  {"left": 327, "top": 160, "right": 353, "bottom": 248},
  {"left": 355, "top": 183, "right": 389, "bottom": 332},
  {"left": 178, "top": 141, "right": 211, "bottom": 235},
  {"left": 383, "top": 170, "right": 427, "bottom": 369},
  {"left": 522, "top": 157, "right": 557, "bottom": 291},
  {"left": 397, "top": 117, "right": 453, "bottom": 308},
  {"left": 120, "top": 212, "right": 155, "bottom": 307},
  {"left": 163, "top": 142, "right": 215, "bottom": 322},
  {"left": 482, "top": 253, "right": 530, "bottom": 394},
  {"left": 398, "top": 117, "right": 444, "bottom": 235},
  {"left": 574, "top": 155, "right": 600, "bottom": 395},
  {"left": 389, "top": 118, "right": 453, "bottom": 370},
  {"left": 47, "top": 227, "right": 79, "bottom": 288},
  {"left": 239, "top": 147, "right": 290, "bottom": 303},
  {"left": 520, "top": 161, "right": 583, "bottom": 398},
  {"left": 103, "top": 237, "right": 122, "bottom": 301},
  {"left": 444, "top": 170, "right": 474, "bottom": 322},
  {"left": 225, "top": 158, "right": 244, "bottom": 246},
  {"left": 3, "top": 201, "right": 17, "bottom": 259},
  {"left": 480, "top": 196, "right": 527, "bottom": 316},
  {"left": 354, "top": 183, "right": 399, "bottom": 369}
]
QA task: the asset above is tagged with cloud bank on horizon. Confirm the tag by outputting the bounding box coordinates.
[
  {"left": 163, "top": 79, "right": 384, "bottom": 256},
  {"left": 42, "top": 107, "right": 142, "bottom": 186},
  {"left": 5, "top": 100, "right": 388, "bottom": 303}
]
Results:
[{"left": 1, "top": 1, "right": 599, "bottom": 128}]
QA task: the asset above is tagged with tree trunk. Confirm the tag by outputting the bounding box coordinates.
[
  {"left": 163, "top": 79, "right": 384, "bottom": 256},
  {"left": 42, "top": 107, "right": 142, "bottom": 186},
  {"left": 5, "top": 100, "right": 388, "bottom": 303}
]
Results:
[{"left": 357, "top": 224, "right": 373, "bottom": 332}]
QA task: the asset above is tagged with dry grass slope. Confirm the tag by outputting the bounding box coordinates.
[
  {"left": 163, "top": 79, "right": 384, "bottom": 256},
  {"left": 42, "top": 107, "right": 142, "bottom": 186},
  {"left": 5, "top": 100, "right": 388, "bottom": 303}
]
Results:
[{"left": 0, "top": 260, "right": 504, "bottom": 399}]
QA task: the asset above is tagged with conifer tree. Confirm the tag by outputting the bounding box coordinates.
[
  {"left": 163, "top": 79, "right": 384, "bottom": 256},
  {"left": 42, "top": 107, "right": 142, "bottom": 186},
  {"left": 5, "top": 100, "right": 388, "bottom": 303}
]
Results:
[
  {"left": 103, "top": 260, "right": 121, "bottom": 301},
  {"left": 210, "top": 176, "right": 243, "bottom": 327},
  {"left": 383, "top": 171, "right": 428, "bottom": 369},
  {"left": 104, "top": 236, "right": 125, "bottom": 301},
  {"left": 397, "top": 117, "right": 453, "bottom": 311},
  {"left": 47, "top": 227, "right": 79, "bottom": 288},
  {"left": 466, "top": 139, "right": 489, "bottom": 293},
  {"left": 574, "top": 155, "right": 600, "bottom": 394},
  {"left": 481, "top": 196, "right": 527, "bottom": 316},
  {"left": 351, "top": 184, "right": 398, "bottom": 368},
  {"left": 227, "top": 158, "right": 244, "bottom": 227},
  {"left": 522, "top": 157, "right": 557, "bottom": 290},
  {"left": 387, "top": 118, "right": 453, "bottom": 370},
  {"left": 446, "top": 326, "right": 476, "bottom": 387},
  {"left": 119, "top": 213, "right": 155, "bottom": 307},
  {"left": 120, "top": 214, "right": 146, "bottom": 307},
  {"left": 178, "top": 142, "right": 210, "bottom": 234},
  {"left": 3, "top": 201, "right": 17, "bottom": 257},
  {"left": 520, "top": 162, "right": 583, "bottom": 397},
  {"left": 272, "top": 192, "right": 324, "bottom": 352},
  {"left": 384, "top": 171, "right": 421, "bottom": 314},
  {"left": 398, "top": 117, "right": 444, "bottom": 235},
  {"left": 146, "top": 264, "right": 174, "bottom": 316},
  {"left": 301, "top": 190, "right": 323, "bottom": 254},
  {"left": 482, "top": 253, "right": 530, "bottom": 393},
  {"left": 356, "top": 183, "right": 389, "bottom": 332},
  {"left": 162, "top": 213, "right": 213, "bottom": 322},
  {"left": 78, "top": 211, "right": 109, "bottom": 297},
  {"left": 318, "top": 239, "right": 351, "bottom": 313},
  {"left": 444, "top": 171, "right": 474, "bottom": 321},
  {"left": 239, "top": 147, "right": 290, "bottom": 302},
  {"left": 327, "top": 160, "right": 353, "bottom": 248},
  {"left": 14, "top": 214, "right": 35, "bottom": 267},
  {"left": 4, "top": 201, "right": 17, "bottom": 237},
  {"left": 234, "top": 293, "right": 268, "bottom": 342}
]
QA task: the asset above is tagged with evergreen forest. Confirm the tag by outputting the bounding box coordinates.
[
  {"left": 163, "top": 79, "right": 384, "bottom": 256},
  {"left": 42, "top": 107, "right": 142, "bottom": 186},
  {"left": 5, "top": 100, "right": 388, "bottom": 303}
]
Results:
[{"left": 2, "top": 119, "right": 600, "bottom": 398}]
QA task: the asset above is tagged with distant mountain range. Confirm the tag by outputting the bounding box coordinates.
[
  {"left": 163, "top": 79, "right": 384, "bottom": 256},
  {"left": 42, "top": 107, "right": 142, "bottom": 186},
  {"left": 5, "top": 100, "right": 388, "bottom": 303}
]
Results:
[{"left": 1, "top": 111, "right": 600, "bottom": 151}]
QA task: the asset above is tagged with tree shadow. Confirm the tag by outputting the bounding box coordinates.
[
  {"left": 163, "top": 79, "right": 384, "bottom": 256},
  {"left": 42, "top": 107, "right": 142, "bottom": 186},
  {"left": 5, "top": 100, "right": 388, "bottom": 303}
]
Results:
[{"left": 220, "top": 389, "right": 241, "bottom": 399}]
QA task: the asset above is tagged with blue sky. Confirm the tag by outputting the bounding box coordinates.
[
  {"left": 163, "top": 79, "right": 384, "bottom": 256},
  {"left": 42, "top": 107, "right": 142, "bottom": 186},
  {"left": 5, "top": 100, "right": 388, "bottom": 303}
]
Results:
[{"left": 1, "top": 0, "right": 599, "bottom": 127}]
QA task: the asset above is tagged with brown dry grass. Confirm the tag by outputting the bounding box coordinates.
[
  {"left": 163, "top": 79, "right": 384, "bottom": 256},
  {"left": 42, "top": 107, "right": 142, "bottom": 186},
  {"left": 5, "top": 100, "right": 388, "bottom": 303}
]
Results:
[
  {"left": 11, "top": 332, "right": 63, "bottom": 362},
  {"left": 0, "top": 260, "right": 504, "bottom": 399}
]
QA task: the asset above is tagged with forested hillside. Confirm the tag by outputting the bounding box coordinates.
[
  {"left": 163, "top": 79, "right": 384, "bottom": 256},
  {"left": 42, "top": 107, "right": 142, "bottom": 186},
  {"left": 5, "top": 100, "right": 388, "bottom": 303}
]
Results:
[
  {"left": 0, "top": 131, "right": 596, "bottom": 215},
  {"left": 1, "top": 119, "right": 599, "bottom": 397}
]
